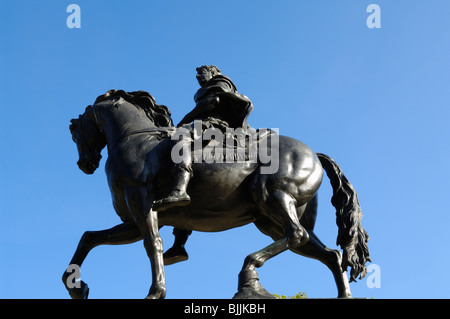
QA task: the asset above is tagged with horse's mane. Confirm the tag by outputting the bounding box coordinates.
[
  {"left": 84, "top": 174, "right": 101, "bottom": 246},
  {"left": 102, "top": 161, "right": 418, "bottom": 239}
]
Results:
[{"left": 94, "top": 89, "right": 174, "bottom": 127}]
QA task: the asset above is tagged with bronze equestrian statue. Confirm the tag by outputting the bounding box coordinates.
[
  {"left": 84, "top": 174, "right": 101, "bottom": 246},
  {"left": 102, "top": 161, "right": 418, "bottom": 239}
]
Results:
[{"left": 63, "top": 66, "right": 370, "bottom": 299}]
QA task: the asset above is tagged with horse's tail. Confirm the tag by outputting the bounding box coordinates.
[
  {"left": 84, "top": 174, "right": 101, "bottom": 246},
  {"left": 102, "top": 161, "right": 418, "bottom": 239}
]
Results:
[{"left": 316, "top": 153, "right": 371, "bottom": 282}]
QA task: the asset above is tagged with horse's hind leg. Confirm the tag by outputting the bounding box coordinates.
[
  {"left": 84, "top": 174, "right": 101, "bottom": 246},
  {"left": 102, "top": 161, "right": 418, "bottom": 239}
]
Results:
[
  {"left": 62, "top": 222, "right": 142, "bottom": 299},
  {"left": 244, "top": 190, "right": 309, "bottom": 269},
  {"left": 290, "top": 197, "right": 352, "bottom": 298},
  {"left": 235, "top": 190, "right": 308, "bottom": 299},
  {"left": 290, "top": 232, "right": 352, "bottom": 298}
]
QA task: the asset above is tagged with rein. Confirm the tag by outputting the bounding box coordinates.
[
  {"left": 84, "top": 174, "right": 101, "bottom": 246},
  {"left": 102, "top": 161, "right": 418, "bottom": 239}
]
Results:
[{"left": 107, "top": 127, "right": 175, "bottom": 155}]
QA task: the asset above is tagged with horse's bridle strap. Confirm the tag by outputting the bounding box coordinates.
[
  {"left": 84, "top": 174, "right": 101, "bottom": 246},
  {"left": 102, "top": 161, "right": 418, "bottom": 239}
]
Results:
[{"left": 108, "top": 127, "right": 176, "bottom": 154}]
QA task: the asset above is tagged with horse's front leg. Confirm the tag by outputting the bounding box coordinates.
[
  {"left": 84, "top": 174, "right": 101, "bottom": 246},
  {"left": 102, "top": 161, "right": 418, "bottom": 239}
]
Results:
[
  {"left": 126, "top": 186, "right": 166, "bottom": 299},
  {"left": 62, "top": 222, "right": 142, "bottom": 299}
]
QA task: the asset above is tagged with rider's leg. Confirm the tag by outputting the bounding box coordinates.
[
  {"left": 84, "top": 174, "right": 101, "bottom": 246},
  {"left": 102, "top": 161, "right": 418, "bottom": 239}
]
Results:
[
  {"left": 169, "top": 163, "right": 193, "bottom": 202},
  {"left": 153, "top": 137, "right": 193, "bottom": 211},
  {"left": 153, "top": 164, "right": 192, "bottom": 211},
  {"left": 163, "top": 228, "right": 192, "bottom": 265}
]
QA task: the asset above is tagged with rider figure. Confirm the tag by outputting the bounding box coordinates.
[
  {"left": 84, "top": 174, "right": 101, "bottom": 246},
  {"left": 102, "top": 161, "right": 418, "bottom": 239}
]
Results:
[{"left": 153, "top": 65, "right": 254, "bottom": 265}]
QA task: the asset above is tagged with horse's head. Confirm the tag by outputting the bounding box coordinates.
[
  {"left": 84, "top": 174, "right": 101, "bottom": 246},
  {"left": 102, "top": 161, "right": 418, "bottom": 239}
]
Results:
[{"left": 69, "top": 105, "right": 106, "bottom": 174}]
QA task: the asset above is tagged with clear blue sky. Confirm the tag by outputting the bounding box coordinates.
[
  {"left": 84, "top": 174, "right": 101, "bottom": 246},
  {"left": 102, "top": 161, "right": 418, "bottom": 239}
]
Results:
[{"left": 1, "top": 0, "right": 449, "bottom": 299}]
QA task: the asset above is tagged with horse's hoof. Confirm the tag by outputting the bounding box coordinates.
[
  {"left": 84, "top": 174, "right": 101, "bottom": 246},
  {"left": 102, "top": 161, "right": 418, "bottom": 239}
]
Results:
[
  {"left": 68, "top": 280, "right": 89, "bottom": 299},
  {"left": 233, "top": 270, "right": 276, "bottom": 299},
  {"left": 145, "top": 285, "right": 166, "bottom": 299},
  {"left": 338, "top": 292, "right": 353, "bottom": 298},
  {"left": 163, "top": 247, "right": 189, "bottom": 265},
  {"left": 233, "top": 279, "right": 276, "bottom": 299}
]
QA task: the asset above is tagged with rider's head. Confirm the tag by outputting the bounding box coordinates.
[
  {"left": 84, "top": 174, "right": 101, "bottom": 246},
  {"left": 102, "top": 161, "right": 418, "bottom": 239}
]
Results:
[{"left": 196, "top": 65, "right": 221, "bottom": 87}]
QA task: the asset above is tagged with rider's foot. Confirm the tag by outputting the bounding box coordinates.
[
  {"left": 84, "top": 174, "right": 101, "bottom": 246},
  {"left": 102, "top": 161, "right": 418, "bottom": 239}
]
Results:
[
  {"left": 163, "top": 246, "right": 189, "bottom": 265},
  {"left": 153, "top": 191, "right": 191, "bottom": 212}
]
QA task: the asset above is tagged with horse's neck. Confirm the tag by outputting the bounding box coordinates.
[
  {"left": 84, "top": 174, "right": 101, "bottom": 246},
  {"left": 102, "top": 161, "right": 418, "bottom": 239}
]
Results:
[{"left": 98, "top": 102, "right": 158, "bottom": 152}]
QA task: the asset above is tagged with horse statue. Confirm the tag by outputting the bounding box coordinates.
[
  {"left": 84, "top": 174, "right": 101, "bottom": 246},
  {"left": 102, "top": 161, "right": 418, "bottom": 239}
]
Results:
[{"left": 63, "top": 89, "right": 370, "bottom": 299}]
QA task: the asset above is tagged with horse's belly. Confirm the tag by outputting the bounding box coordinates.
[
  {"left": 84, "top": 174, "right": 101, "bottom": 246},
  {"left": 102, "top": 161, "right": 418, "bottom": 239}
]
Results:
[
  {"left": 189, "top": 161, "right": 258, "bottom": 200},
  {"left": 158, "top": 206, "right": 255, "bottom": 232},
  {"left": 157, "top": 160, "right": 258, "bottom": 231}
]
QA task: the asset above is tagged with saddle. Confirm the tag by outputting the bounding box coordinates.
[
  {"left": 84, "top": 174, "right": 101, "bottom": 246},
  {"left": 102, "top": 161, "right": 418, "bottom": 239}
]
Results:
[{"left": 187, "top": 125, "right": 277, "bottom": 164}]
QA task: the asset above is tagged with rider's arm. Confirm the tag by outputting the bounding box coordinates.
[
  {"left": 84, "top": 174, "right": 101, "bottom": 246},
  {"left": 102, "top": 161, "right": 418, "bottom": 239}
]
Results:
[{"left": 177, "top": 95, "right": 220, "bottom": 126}]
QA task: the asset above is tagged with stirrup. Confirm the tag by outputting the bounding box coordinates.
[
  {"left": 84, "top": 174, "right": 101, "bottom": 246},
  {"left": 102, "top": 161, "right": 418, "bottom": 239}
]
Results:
[{"left": 153, "top": 194, "right": 191, "bottom": 211}]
